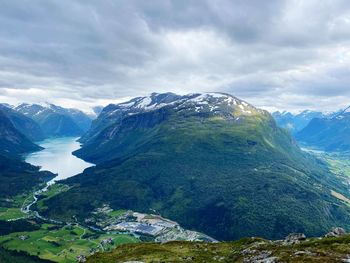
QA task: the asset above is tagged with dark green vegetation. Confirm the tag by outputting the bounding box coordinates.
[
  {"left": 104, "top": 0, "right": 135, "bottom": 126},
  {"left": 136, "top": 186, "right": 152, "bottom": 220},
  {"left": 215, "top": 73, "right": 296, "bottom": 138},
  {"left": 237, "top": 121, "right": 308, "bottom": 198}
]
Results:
[
  {"left": 15, "top": 103, "right": 92, "bottom": 137},
  {"left": 0, "top": 109, "right": 42, "bottom": 156},
  {"left": 0, "top": 219, "right": 40, "bottom": 235},
  {"left": 272, "top": 110, "right": 326, "bottom": 134},
  {"left": 0, "top": 247, "right": 53, "bottom": 263},
  {"left": 41, "top": 93, "right": 350, "bottom": 241},
  {"left": 87, "top": 235, "right": 350, "bottom": 263},
  {"left": 0, "top": 154, "right": 54, "bottom": 198},
  {"left": 296, "top": 108, "right": 350, "bottom": 151}
]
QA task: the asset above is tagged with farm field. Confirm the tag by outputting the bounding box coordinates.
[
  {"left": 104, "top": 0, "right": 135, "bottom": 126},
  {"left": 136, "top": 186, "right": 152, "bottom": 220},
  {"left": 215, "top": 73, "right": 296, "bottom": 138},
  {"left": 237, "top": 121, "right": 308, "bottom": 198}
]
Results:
[{"left": 0, "top": 223, "right": 139, "bottom": 263}]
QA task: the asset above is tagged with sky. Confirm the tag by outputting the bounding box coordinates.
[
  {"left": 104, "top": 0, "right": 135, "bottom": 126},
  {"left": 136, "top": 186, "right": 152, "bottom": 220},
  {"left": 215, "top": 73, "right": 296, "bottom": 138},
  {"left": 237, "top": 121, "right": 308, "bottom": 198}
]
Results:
[{"left": 1, "top": 0, "right": 350, "bottom": 113}]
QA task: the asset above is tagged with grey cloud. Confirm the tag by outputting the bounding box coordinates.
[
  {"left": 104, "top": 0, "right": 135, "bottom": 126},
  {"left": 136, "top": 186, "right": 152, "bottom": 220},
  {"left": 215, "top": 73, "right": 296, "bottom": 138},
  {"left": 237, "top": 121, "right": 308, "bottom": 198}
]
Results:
[{"left": 1, "top": 0, "right": 350, "bottom": 111}]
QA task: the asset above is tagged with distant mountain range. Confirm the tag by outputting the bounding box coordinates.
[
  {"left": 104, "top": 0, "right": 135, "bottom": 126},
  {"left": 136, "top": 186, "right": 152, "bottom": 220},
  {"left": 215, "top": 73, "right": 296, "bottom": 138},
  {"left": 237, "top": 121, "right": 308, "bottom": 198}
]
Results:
[
  {"left": 272, "top": 110, "right": 333, "bottom": 134},
  {"left": 41, "top": 92, "right": 350, "bottom": 241},
  {"left": 0, "top": 102, "right": 93, "bottom": 198},
  {"left": 0, "top": 104, "right": 45, "bottom": 142},
  {"left": 15, "top": 103, "right": 92, "bottom": 137},
  {"left": 296, "top": 107, "right": 350, "bottom": 151}
]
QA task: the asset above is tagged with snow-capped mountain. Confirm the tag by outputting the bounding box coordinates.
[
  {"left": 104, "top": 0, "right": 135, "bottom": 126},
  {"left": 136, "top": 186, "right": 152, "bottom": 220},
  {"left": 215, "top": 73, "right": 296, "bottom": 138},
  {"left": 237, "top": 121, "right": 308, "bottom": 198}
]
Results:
[
  {"left": 0, "top": 104, "right": 45, "bottom": 141},
  {"left": 296, "top": 105, "right": 350, "bottom": 151},
  {"left": 48, "top": 91, "right": 350, "bottom": 242},
  {"left": 80, "top": 92, "right": 267, "bottom": 145},
  {"left": 0, "top": 109, "right": 42, "bottom": 156},
  {"left": 104, "top": 92, "right": 262, "bottom": 115},
  {"left": 272, "top": 110, "right": 331, "bottom": 134},
  {"left": 15, "top": 103, "right": 92, "bottom": 137}
]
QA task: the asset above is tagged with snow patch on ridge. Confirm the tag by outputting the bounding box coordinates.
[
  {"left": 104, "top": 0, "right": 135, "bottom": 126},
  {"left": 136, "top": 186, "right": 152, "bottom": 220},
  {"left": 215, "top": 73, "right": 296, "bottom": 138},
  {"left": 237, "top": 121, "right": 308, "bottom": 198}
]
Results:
[{"left": 106, "top": 92, "right": 258, "bottom": 116}]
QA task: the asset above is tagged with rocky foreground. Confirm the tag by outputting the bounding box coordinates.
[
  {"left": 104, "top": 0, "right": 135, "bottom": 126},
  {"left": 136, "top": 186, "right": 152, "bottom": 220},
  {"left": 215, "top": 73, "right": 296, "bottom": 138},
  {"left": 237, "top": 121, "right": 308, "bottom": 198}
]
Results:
[{"left": 87, "top": 227, "right": 350, "bottom": 263}]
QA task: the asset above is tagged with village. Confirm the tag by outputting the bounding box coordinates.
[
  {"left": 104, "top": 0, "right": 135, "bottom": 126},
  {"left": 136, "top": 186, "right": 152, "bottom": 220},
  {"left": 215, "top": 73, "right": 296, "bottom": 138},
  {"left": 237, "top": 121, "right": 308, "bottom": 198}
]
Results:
[{"left": 85, "top": 205, "right": 217, "bottom": 243}]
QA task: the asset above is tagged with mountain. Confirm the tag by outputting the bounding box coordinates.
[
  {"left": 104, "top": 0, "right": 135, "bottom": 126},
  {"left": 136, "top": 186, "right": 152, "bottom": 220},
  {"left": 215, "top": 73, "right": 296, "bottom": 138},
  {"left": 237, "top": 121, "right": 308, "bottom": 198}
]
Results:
[
  {"left": 0, "top": 109, "right": 55, "bottom": 197},
  {"left": 92, "top": 106, "right": 104, "bottom": 116},
  {"left": 87, "top": 232, "right": 350, "bottom": 262},
  {"left": 0, "top": 154, "right": 54, "bottom": 198},
  {"left": 0, "top": 104, "right": 45, "bottom": 141},
  {"left": 45, "top": 104, "right": 93, "bottom": 132},
  {"left": 272, "top": 110, "right": 327, "bottom": 134},
  {"left": 15, "top": 103, "right": 92, "bottom": 137},
  {"left": 0, "top": 109, "right": 42, "bottom": 156},
  {"left": 296, "top": 106, "right": 350, "bottom": 151},
  {"left": 41, "top": 92, "right": 350, "bottom": 241}
]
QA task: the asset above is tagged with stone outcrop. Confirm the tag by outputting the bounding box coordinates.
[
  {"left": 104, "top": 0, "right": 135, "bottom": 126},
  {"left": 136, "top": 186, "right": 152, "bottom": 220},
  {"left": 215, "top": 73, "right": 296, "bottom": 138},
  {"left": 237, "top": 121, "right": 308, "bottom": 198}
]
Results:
[
  {"left": 325, "top": 227, "right": 346, "bottom": 238},
  {"left": 283, "top": 233, "right": 306, "bottom": 245}
]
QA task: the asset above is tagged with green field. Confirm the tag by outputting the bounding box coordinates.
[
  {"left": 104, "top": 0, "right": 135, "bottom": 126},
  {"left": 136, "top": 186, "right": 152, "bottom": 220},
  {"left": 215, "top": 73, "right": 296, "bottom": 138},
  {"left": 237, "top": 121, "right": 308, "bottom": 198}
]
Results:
[
  {"left": 0, "top": 185, "right": 139, "bottom": 263},
  {"left": 0, "top": 192, "right": 34, "bottom": 220},
  {"left": 0, "top": 224, "right": 139, "bottom": 263},
  {"left": 108, "top": 209, "right": 126, "bottom": 217},
  {"left": 0, "top": 207, "right": 27, "bottom": 220},
  {"left": 303, "top": 149, "right": 350, "bottom": 179}
]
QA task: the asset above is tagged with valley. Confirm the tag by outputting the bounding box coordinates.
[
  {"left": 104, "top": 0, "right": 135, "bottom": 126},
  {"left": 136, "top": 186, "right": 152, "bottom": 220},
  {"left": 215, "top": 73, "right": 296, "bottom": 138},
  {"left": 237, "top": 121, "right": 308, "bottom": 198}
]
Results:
[
  {"left": 2, "top": 93, "right": 350, "bottom": 262},
  {"left": 3, "top": 2, "right": 350, "bottom": 261},
  {"left": 41, "top": 93, "right": 350, "bottom": 242},
  {"left": 0, "top": 133, "right": 214, "bottom": 262}
]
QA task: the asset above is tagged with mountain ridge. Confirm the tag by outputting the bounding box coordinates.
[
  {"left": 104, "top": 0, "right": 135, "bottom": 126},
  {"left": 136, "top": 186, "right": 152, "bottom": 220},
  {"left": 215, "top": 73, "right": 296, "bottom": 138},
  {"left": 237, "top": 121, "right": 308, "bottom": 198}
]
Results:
[
  {"left": 15, "top": 103, "right": 92, "bottom": 137},
  {"left": 0, "top": 109, "right": 42, "bottom": 156},
  {"left": 296, "top": 105, "right": 350, "bottom": 151},
  {"left": 41, "top": 92, "right": 350, "bottom": 241},
  {"left": 0, "top": 104, "right": 45, "bottom": 141}
]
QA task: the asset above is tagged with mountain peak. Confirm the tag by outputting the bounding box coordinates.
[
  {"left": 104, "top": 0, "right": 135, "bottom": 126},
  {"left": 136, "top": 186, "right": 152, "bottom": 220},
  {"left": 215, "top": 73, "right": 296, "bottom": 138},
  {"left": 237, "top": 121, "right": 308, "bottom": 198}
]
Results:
[{"left": 104, "top": 92, "right": 260, "bottom": 118}]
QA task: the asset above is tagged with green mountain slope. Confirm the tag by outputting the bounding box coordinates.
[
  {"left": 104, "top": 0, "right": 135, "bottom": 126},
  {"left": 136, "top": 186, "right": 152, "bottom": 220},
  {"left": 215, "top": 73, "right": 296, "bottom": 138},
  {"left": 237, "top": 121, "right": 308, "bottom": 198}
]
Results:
[
  {"left": 42, "top": 93, "right": 350, "bottom": 241},
  {"left": 0, "top": 154, "right": 54, "bottom": 198},
  {"left": 0, "top": 109, "right": 42, "bottom": 156}
]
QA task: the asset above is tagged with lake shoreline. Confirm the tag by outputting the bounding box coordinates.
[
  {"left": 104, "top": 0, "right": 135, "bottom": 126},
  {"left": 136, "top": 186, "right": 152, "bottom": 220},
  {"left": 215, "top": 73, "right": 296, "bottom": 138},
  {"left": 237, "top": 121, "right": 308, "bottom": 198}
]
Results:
[{"left": 25, "top": 137, "right": 94, "bottom": 183}]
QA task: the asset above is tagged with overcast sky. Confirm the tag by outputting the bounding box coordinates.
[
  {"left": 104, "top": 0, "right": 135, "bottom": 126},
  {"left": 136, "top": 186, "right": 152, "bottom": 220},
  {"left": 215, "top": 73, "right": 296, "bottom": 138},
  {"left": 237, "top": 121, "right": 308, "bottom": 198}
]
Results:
[{"left": 1, "top": 0, "right": 350, "bottom": 112}]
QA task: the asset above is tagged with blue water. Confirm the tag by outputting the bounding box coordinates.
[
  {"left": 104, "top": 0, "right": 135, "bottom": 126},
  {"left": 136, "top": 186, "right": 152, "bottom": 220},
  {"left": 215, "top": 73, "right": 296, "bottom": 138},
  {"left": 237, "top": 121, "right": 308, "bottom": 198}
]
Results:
[{"left": 25, "top": 137, "right": 93, "bottom": 182}]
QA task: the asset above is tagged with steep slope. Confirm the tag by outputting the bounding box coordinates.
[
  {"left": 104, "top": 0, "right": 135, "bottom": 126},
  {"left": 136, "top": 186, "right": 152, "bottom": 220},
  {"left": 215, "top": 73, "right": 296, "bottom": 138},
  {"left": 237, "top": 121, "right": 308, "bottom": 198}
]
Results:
[
  {"left": 272, "top": 110, "right": 327, "bottom": 134},
  {"left": 45, "top": 104, "right": 93, "bottom": 132},
  {"left": 0, "top": 109, "right": 42, "bottom": 156},
  {"left": 0, "top": 110, "right": 54, "bottom": 196},
  {"left": 0, "top": 104, "right": 45, "bottom": 141},
  {"left": 0, "top": 154, "right": 54, "bottom": 198},
  {"left": 296, "top": 106, "right": 350, "bottom": 151},
  {"left": 42, "top": 93, "right": 350, "bottom": 241},
  {"left": 15, "top": 103, "right": 88, "bottom": 137}
]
